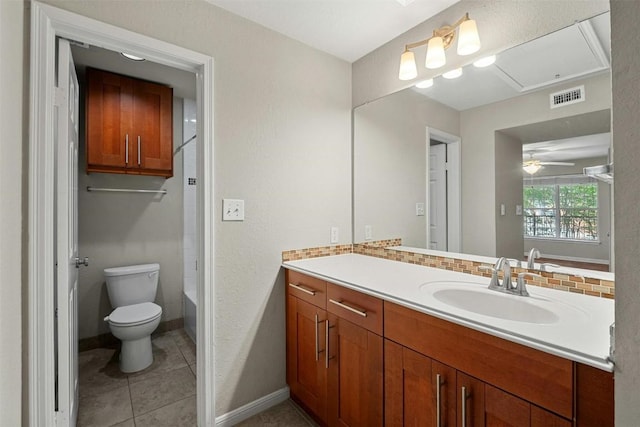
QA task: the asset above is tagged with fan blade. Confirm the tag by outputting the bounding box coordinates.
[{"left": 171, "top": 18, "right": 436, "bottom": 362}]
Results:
[{"left": 539, "top": 161, "right": 575, "bottom": 166}]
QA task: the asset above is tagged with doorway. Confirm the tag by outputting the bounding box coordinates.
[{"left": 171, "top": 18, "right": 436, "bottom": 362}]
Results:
[{"left": 28, "top": 2, "right": 215, "bottom": 425}]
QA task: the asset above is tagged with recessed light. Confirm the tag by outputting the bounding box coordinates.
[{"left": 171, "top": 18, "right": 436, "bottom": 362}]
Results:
[
  {"left": 442, "top": 68, "right": 463, "bottom": 79},
  {"left": 473, "top": 55, "right": 496, "bottom": 68},
  {"left": 415, "top": 79, "right": 434, "bottom": 89},
  {"left": 121, "top": 52, "right": 145, "bottom": 61}
]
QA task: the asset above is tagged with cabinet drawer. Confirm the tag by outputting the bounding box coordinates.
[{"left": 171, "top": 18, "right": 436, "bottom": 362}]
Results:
[
  {"left": 384, "top": 301, "right": 573, "bottom": 419},
  {"left": 326, "top": 282, "right": 382, "bottom": 335},
  {"left": 286, "top": 270, "right": 327, "bottom": 309}
]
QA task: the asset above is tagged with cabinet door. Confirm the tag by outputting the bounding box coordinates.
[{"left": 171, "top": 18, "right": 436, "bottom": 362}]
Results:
[
  {"left": 327, "top": 313, "right": 383, "bottom": 427},
  {"left": 86, "top": 68, "right": 133, "bottom": 171},
  {"left": 531, "top": 405, "right": 571, "bottom": 427},
  {"left": 457, "top": 372, "right": 485, "bottom": 427},
  {"left": 286, "top": 295, "right": 327, "bottom": 423},
  {"left": 484, "top": 385, "right": 530, "bottom": 427},
  {"left": 132, "top": 79, "right": 173, "bottom": 176},
  {"left": 385, "top": 340, "right": 433, "bottom": 427},
  {"left": 432, "top": 360, "right": 457, "bottom": 427}
]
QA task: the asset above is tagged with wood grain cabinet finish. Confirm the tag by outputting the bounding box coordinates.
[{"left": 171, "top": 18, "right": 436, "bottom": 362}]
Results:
[{"left": 86, "top": 68, "right": 173, "bottom": 177}]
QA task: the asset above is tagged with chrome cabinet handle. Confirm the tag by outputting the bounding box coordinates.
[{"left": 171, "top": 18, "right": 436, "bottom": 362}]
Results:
[
  {"left": 329, "top": 299, "right": 367, "bottom": 317},
  {"left": 436, "top": 374, "right": 442, "bottom": 427},
  {"left": 137, "top": 136, "right": 141, "bottom": 166},
  {"left": 315, "top": 314, "right": 320, "bottom": 361},
  {"left": 288, "top": 283, "right": 316, "bottom": 296},
  {"left": 125, "top": 134, "right": 129, "bottom": 165},
  {"left": 461, "top": 386, "right": 467, "bottom": 427}
]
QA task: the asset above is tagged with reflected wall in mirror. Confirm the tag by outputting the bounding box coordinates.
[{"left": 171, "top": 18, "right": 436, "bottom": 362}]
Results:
[{"left": 353, "top": 11, "right": 612, "bottom": 276}]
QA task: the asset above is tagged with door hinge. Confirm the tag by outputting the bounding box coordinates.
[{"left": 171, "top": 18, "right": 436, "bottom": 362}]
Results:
[{"left": 53, "top": 86, "right": 66, "bottom": 107}]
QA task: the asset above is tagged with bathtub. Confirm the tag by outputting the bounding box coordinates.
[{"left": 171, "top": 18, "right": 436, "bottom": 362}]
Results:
[{"left": 184, "top": 289, "right": 197, "bottom": 343}]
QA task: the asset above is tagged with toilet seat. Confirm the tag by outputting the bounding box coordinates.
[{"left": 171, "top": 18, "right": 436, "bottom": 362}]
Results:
[{"left": 106, "top": 302, "right": 162, "bottom": 327}]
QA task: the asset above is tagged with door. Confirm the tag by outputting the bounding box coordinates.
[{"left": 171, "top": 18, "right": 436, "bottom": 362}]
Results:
[
  {"left": 429, "top": 143, "right": 448, "bottom": 250},
  {"left": 55, "top": 38, "right": 80, "bottom": 426},
  {"left": 327, "top": 314, "right": 383, "bottom": 427},
  {"left": 286, "top": 295, "right": 328, "bottom": 422}
]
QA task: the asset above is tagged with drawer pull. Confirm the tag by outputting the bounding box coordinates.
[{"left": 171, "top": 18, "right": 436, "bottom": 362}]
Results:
[
  {"left": 461, "top": 386, "right": 467, "bottom": 427},
  {"left": 288, "top": 283, "right": 316, "bottom": 296},
  {"left": 329, "top": 299, "right": 367, "bottom": 317},
  {"left": 325, "top": 320, "right": 335, "bottom": 368},
  {"left": 125, "top": 134, "right": 129, "bottom": 165}
]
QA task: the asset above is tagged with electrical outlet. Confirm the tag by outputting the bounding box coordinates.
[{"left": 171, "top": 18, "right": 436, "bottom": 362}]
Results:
[
  {"left": 516, "top": 205, "right": 523, "bottom": 216},
  {"left": 364, "top": 225, "right": 373, "bottom": 240},
  {"left": 222, "top": 199, "right": 244, "bottom": 221},
  {"left": 330, "top": 227, "right": 339, "bottom": 244},
  {"left": 500, "top": 204, "right": 506, "bottom": 216},
  {"left": 416, "top": 202, "right": 425, "bottom": 216}
]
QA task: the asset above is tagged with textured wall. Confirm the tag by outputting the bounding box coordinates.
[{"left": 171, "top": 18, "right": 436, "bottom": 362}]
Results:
[
  {"left": 353, "top": 89, "right": 459, "bottom": 246},
  {"left": 25, "top": 0, "right": 352, "bottom": 417},
  {"left": 611, "top": 0, "right": 640, "bottom": 423},
  {"left": 0, "top": 1, "right": 25, "bottom": 425}
]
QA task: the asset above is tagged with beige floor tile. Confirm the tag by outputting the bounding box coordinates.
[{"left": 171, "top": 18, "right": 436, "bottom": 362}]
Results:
[
  {"left": 127, "top": 333, "right": 188, "bottom": 384},
  {"left": 77, "top": 385, "right": 133, "bottom": 427},
  {"left": 78, "top": 348, "right": 128, "bottom": 398},
  {"left": 189, "top": 363, "right": 197, "bottom": 376},
  {"left": 234, "top": 400, "right": 315, "bottom": 427},
  {"left": 172, "top": 331, "right": 196, "bottom": 365},
  {"left": 111, "top": 419, "right": 135, "bottom": 427},
  {"left": 135, "top": 395, "right": 197, "bottom": 427},
  {"left": 129, "top": 365, "right": 196, "bottom": 416}
]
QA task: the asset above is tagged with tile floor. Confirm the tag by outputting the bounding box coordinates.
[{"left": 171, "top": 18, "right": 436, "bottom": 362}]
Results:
[
  {"left": 78, "top": 329, "right": 197, "bottom": 427},
  {"left": 78, "top": 328, "right": 314, "bottom": 426}
]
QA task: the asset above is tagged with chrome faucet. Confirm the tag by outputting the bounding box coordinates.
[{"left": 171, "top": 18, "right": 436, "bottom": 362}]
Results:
[
  {"left": 480, "top": 257, "right": 537, "bottom": 297},
  {"left": 527, "top": 248, "right": 541, "bottom": 269}
]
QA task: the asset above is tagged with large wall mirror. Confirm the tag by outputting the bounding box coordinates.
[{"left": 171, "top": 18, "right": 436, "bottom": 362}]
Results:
[{"left": 353, "top": 11, "right": 612, "bottom": 277}]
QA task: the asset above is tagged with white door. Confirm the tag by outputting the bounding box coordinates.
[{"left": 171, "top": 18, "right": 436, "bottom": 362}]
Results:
[
  {"left": 429, "top": 143, "right": 447, "bottom": 250},
  {"left": 55, "top": 38, "right": 80, "bottom": 427}
]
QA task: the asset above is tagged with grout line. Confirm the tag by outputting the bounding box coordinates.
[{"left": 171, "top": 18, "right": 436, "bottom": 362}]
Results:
[{"left": 132, "top": 393, "right": 197, "bottom": 419}]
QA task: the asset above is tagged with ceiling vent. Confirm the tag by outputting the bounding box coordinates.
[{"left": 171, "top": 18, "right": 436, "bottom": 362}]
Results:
[{"left": 550, "top": 85, "right": 585, "bottom": 109}]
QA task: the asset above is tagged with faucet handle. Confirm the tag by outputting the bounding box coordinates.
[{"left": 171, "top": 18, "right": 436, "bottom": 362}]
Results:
[
  {"left": 540, "top": 263, "right": 560, "bottom": 272},
  {"left": 479, "top": 265, "right": 501, "bottom": 290},
  {"left": 515, "top": 272, "right": 541, "bottom": 297}
]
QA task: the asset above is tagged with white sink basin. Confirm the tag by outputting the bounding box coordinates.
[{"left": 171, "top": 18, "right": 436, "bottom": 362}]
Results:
[{"left": 420, "top": 281, "right": 589, "bottom": 325}]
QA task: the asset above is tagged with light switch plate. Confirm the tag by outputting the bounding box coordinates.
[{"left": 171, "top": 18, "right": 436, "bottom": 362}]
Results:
[
  {"left": 516, "top": 205, "right": 523, "bottom": 216},
  {"left": 416, "top": 202, "right": 425, "bottom": 216},
  {"left": 223, "top": 199, "right": 244, "bottom": 221},
  {"left": 364, "top": 225, "right": 373, "bottom": 240},
  {"left": 330, "top": 227, "right": 339, "bottom": 244}
]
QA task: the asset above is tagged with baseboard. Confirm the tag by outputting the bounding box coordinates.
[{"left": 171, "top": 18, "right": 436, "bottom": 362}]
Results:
[{"left": 214, "top": 387, "right": 290, "bottom": 426}]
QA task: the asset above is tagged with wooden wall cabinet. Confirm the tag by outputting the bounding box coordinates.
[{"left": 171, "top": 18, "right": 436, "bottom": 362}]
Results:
[{"left": 86, "top": 68, "right": 173, "bottom": 177}]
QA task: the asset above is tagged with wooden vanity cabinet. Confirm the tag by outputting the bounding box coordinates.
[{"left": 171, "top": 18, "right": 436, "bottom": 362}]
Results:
[
  {"left": 286, "top": 272, "right": 383, "bottom": 426},
  {"left": 86, "top": 68, "right": 173, "bottom": 177}
]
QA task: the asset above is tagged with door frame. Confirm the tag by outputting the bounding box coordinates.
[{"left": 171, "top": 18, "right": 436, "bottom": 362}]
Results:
[
  {"left": 28, "top": 2, "right": 216, "bottom": 425},
  {"left": 425, "top": 127, "right": 461, "bottom": 252}
]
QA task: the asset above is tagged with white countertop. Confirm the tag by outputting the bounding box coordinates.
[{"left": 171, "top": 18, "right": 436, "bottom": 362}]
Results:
[{"left": 283, "top": 253, "right": 614, "bottom": 372}]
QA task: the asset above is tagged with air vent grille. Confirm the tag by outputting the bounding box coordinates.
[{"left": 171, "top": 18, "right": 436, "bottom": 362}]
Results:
[{"left": 550, "top": 85, "right": 585, "bottom": 109}]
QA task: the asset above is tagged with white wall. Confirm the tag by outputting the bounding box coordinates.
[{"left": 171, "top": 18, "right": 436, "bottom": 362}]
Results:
[
  {"left": 182, "top": 99, "right": 197, "bottom": 297},
  {"left": 611, "top": 0, "right": 640, "bottom": 423},
  {"left": 0, "top": 0, "right": 25, "bottom": 425},
  {"left": 33, "top": 0, "right": 352, "bottom": 415},
  {"left": 76, "top": 96, "right": 185, "bottom": 339},
  {"left": 354, "top": 89, "right": 459, "bottom": 246}
]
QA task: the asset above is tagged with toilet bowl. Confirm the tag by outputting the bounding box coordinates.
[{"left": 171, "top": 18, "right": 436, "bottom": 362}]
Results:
[
  {"left": 104, "top": 263, "right": 162, "bottom": 373},
  {"left": 104, "top": 302, "right": 162, "bottom": 372}
]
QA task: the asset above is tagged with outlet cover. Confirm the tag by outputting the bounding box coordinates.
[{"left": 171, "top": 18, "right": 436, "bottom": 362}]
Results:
[
  {"left": 330, "top": 227, "right": 339, "bottom": 244},
  {"left": 364, "top": 225, "right": 373, "bottom": 240},
  {"left": 416, "top": 202, "right": 425, "bottom": 216},
  {"left": 223, "top": 199, "right": 244, "bottom": 221}
]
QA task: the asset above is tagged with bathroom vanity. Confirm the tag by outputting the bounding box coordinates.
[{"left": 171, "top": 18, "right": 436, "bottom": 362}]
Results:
[{"left": 283, "top": 254, "right": 614, "bottom": 427}]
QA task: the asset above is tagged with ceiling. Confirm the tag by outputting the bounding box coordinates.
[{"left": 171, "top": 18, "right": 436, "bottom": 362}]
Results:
[
  {"left": 204, "top": 0, "right": 460, "bottom": 62},
  {"left": 412, "top": 12, "right": 611, "bottom": 111}
]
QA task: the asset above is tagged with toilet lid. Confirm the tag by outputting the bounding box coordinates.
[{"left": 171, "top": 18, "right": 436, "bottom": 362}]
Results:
[{"left": 108, "top": 302, "right": 162, "bottom": 326}]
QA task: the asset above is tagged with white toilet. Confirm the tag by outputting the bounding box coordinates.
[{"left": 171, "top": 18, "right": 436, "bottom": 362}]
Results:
[{"left": 103, "top": 263, "right": 163, "bottom": 373}]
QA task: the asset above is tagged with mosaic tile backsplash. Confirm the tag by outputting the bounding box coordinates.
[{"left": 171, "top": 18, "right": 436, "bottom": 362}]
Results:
[{"left": 283, "top": 240, "right": 614, "bottom": 299}]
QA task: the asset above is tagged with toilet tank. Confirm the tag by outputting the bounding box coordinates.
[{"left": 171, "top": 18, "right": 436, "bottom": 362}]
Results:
[{"left": 104, "top": 263, "right": 160, "bottom": 308}]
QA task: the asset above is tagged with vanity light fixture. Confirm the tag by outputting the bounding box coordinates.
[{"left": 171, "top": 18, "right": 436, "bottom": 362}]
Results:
[
  {"left": 398, "top": 13, "right": 481, "bottom": 80},
  {"left": 415, "top": 78, "right": 434, "bottom": 89},
  {"left": 473, "top": 55, "right": 496, "bottom": 68},
  {"left": 121, "top": 52, "right": 146, "bottom": 61},
  {"left": 442, "top": 68, "right": 463, "bottom": 79}
]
